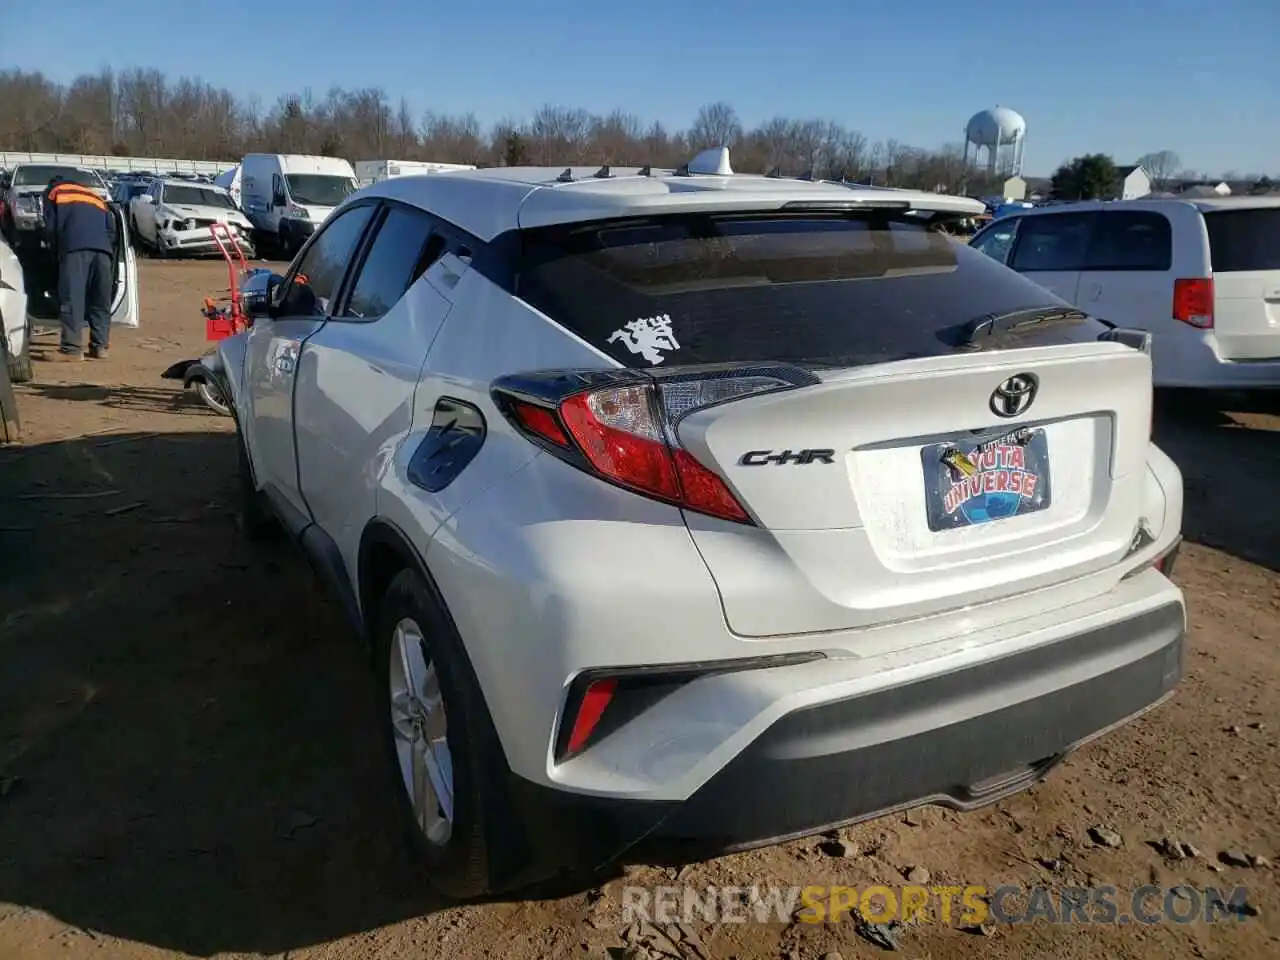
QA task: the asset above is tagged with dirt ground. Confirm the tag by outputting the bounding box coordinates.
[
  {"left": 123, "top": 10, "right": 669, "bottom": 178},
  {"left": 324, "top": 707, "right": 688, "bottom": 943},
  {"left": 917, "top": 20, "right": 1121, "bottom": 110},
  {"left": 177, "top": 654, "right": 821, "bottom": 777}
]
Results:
[{"left": 0, "top": 260, "right": 1277, "bottom": 960}]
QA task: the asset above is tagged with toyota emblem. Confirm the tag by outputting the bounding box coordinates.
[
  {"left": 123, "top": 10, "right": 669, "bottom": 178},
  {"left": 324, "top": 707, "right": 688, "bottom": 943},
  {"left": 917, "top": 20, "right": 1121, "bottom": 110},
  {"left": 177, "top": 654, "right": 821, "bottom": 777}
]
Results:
[{"left": 990, "top": 374, "right": 1038, "bottom": 418}]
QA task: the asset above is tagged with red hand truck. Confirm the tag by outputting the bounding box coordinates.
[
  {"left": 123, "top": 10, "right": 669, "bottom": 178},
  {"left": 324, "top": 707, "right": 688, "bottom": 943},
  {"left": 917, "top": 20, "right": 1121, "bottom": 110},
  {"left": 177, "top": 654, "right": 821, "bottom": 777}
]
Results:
[{"left": 203, "top": 222, "right": 252, "bottom": 341}]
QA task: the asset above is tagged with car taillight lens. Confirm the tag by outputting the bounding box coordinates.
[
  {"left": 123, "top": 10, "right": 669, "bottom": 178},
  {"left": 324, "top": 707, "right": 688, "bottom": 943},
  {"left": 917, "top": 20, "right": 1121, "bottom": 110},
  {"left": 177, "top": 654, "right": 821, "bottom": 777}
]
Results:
[
  {"left": 496, "top": 369, "right": 805, "bottom": 524},
  {"left": 1173, "top": 278, "right": 1213, "bottom": 329}
]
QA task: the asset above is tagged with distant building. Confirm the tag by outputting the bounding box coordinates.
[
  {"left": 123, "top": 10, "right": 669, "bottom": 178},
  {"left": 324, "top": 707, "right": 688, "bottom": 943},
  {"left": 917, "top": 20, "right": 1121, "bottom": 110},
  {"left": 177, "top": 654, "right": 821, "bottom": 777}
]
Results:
[
  {"left": 1002, "top": 175, "right": 1028, "bottom": 200},
  {"left": 1116, "top": 164, "right": 1152, "bottom": 200},
  {"left": 1178, "top": 182, "right": 1231, "bottom": 198}
]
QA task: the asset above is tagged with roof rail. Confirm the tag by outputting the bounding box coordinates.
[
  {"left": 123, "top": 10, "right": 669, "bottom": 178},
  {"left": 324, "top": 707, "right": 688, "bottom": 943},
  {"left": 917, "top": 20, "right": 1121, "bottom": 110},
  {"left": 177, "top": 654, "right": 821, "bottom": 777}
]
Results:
[
  {"left": 593, "top": 165, "right": 613, "bottom": 178},
  {"left": 555, "top": 167, "right": 574, "bottom": 183},
  {"left": 638, "top": 165, "right": 652, "bottom": 177}
]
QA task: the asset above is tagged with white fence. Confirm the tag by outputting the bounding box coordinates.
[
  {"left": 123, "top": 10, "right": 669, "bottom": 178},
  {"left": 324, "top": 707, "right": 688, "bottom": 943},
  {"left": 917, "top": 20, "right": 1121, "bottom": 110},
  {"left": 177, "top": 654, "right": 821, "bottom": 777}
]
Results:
[{"left": 0, "top": 152, "right": 232, "bottom": 175}]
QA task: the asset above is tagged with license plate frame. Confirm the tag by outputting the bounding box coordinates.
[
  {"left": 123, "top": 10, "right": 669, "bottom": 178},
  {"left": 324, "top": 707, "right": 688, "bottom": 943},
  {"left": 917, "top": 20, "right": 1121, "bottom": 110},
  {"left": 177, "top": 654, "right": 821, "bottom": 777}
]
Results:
[{"left": 922, "top": 427, "right": 1052, "bottom": 532}]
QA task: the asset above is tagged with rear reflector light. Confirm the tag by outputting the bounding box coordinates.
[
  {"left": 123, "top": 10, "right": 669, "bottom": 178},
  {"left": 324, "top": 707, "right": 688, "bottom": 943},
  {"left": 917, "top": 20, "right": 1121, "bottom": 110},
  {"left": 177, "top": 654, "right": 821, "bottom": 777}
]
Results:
[
  {"left": 1173, "top": 278, "right": 1214, "bottom": 329},
  {"left": 1123, "top": 534, "right": 1181, "bottom": 580},
  {"left": 564, "top": 678, "right": 616, "bottom": 756},
  {"left": 494, "top": 367, "right": 812, "bottom": 524},
  {"left": 554, "top": 650, "right": 828, "bottom": 761},
  {"left": 1154, "top": 540, "right": 1180, "bottom": 577}
]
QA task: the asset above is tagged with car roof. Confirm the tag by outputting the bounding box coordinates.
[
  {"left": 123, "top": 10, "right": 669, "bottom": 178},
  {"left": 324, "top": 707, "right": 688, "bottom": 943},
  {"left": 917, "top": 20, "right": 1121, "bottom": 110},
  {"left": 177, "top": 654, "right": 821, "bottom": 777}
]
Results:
[
  {"left": 1186, "top": 195, "right": 1280, "bottom": 212},
  {"left": 1007, "top": 196, "right": 1280, "bottom": 218},
  {"left": 358, "top": 155, "right": 987, "bottom": 241}
]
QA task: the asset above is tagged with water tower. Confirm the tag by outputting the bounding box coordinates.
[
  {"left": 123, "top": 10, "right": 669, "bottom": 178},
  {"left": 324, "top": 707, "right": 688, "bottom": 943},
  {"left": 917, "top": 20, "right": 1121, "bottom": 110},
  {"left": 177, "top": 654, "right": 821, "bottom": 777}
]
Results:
[{"left": 964, "top": 106, "right": 1027, "bottom": 177}]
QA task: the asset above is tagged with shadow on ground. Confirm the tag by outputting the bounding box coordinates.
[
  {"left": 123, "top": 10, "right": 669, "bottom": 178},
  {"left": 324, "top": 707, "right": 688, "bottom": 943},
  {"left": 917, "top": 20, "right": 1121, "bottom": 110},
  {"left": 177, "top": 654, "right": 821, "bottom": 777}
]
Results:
[
  {"left": 1153, "top": 390, "right": 1280, "bottom": 574},
  {"left": 23, "top": 381, "right": 213, "bottom": 417},
  {"left": 0, "top": 431, "right": 454, "bottom": 955}
]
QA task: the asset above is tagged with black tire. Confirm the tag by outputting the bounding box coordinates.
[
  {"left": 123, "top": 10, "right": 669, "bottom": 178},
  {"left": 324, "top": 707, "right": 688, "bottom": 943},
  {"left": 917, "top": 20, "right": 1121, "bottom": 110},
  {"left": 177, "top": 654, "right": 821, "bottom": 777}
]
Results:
[
  {"left": 196, "top": 378, "right": 232, "bottom": 416},
  {"left": 374, "top": 568, "right": 497, "bottom": 900},
  {"left": 235, "top": 426, "right": 280, "bottom": 541},
  {"left": 0, "top": 343, "right": 20, "bottom": 444},
  {"left": 4, "top": 312, "right": 33, "bottom": 384}
]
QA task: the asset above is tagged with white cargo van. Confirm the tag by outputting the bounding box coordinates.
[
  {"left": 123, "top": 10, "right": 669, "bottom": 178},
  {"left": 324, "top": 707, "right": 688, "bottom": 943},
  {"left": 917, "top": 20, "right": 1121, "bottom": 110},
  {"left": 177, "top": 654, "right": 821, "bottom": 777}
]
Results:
[
  {"left": 239, "top": 154, "right": 358, "bottom": 257},
  {"left": 353, "top": 159, "right": 476, "bottom": 186}
]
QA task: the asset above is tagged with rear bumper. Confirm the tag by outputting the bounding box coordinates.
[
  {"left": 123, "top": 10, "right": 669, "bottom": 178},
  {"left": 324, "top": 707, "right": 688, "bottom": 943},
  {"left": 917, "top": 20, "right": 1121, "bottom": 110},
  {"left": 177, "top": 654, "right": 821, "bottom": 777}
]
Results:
[
  {"left": 1155, "top": 330, "right": 1280, "bottom": 388},
  {"left": 499, "top": 600, "right": 1184, "bottom": 884}
]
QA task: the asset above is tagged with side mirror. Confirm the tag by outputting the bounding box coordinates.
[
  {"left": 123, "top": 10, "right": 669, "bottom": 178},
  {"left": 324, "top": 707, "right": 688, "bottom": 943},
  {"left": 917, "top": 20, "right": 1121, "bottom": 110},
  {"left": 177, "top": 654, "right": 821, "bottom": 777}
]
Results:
[
  {"left": 137, "top": 195, "right": 154, "bottom": 205},
  {"left": 243, "top": 271, "right": 284, "bottom": 318},
  {"left": 272, "top": 191, "right": 286, "bottom": 207}
]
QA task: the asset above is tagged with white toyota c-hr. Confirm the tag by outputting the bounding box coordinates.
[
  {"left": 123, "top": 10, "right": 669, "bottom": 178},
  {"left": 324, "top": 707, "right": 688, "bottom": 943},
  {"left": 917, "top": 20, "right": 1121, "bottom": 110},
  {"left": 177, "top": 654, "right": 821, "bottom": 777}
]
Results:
[{"left": 217, "top": 149, "right": 1186, "bottom": 899}]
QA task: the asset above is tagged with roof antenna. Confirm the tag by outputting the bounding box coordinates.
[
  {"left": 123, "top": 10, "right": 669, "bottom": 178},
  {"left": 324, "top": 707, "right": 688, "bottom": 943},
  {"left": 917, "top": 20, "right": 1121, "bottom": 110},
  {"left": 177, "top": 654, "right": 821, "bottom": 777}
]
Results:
[
  {"left": 679, "top": 147, "right": 733, "bottom": 177},
  {"left": 766, "top": 167, "right": 783, "bottom": 179},
  {"left": 637, "top": 165, "right": 652, "bottom": 177},
  {"left": 593, "top": 165, "right": 613, "bottom": 178},
  {"left": 555, "top": 167, "right": 574, "bottom": 183}
]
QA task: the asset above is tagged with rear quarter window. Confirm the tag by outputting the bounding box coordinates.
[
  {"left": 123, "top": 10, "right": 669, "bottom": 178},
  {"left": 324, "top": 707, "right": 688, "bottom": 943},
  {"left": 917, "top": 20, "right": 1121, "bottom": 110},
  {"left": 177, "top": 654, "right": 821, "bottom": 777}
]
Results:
[
  {"left": 513, "top": 213, "right": 1108, "bottom": 369},
  {"left": 1086, "top": 211, "right": 1172, "bottom": 271},
  {"left": 1205, "top": 208, "right": 1280, "bottom": 272}
]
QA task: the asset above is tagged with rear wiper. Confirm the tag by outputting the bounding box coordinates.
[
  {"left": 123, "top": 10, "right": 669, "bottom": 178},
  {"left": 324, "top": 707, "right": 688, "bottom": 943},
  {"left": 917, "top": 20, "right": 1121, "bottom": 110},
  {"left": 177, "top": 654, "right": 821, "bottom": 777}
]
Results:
[{"left": 960, "top": 306, "right": 1090, "bottom": 346}]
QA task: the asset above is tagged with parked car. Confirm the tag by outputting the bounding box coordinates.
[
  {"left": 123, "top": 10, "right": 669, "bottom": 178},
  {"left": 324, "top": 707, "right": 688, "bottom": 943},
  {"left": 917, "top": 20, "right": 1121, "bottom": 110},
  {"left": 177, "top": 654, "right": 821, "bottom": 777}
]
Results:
[
  {"left": 130, "top": 179, "right": 255, "bottom": 257},
  {"left": 2, "top": 204, "right": 141, "bottom": 365},
  {"left": 1, "top": 164, "right": 110, "bottom": 253},
  {"left": 111, "top": 177, "right": 152, "bottom": 210},
  {"left": 969, "top": 197, "right": 1280, "bottom": 389},
  {"left": 216, "top": 151, "right": 1186, "bottom": 899}
]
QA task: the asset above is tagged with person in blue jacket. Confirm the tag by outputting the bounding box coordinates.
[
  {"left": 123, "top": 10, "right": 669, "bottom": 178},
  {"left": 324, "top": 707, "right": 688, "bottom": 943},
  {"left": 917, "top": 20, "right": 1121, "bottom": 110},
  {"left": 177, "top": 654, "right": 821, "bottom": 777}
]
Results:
[{"left": 41, "top": 176, "right": 118, "bottom": 361}]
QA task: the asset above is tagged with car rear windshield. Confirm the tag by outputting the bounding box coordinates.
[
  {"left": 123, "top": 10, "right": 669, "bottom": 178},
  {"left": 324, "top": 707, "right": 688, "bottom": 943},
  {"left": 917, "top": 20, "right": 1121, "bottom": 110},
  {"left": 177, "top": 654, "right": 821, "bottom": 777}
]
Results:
[
  {"left": 1205, "top": 208, "right": 1280, "bottom": 273},
  {"left": 514, "top": 212, "right": 1109, "bottom": 369}
]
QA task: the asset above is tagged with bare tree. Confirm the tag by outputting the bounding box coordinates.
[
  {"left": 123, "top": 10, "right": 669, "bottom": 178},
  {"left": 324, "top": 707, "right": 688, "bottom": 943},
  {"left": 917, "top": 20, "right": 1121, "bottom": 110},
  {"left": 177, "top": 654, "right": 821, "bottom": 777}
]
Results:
[
  {"left": 1137, "top": 149, "right": 1180, "bottom": 190},
  {"left": 9, "top": 66, "right": 1223, "bottom": 195},
  {"left": 527, "top": 104, "right": 593, "bottom": 164},
  {"left": 688, "top": 101, "right": 743, "bottom": 150}
]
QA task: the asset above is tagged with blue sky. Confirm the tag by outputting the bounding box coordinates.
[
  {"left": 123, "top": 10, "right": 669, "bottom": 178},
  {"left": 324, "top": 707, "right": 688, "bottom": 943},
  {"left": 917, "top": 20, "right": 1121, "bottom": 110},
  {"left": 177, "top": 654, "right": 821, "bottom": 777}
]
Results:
[{"left": 1, "top": 0, "right": 1274, "bottom": 176}]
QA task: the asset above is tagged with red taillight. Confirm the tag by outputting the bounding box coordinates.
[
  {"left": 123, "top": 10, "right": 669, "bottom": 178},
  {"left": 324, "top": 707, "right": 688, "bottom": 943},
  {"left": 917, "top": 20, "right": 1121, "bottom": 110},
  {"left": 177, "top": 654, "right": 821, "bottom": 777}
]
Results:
[
  {"left": 511, "top": 400, "right": 570, "bottom": 447},
  {"left": 1173, "top": 278, "right": 1214, "bottom": 329},
  {"left": 564, "top": 678, "right": 616, "bottom": 756},
  {"left": 511, "top": 382, "right": 754, "bottom": 524}
]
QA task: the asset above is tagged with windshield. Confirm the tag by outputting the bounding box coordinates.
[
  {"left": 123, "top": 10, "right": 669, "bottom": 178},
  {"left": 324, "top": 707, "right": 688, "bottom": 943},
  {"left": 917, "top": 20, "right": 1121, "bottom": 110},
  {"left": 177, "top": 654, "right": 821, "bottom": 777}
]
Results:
[
  {"left": 514, "top": 212, "right": 1110, "bottom": 369},
  {"left": 285, "top": 174, "right": 356, "bottom": 206},
  {"left": 14, "top": 165, "right": 102, "bottom": 189},
  {"left": 163, "top": 185, "right": 236, "bottom": 209}
]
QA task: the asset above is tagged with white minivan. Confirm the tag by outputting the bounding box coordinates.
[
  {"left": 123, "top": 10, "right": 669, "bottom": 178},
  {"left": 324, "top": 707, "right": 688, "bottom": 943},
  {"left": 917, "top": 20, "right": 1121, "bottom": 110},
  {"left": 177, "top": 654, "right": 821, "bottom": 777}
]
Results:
[
  {"left": 970, "top": 197, "right": 1280, "bottom": 389},
  {"left": 238, "top": 154, "right": 359, "bottom": 258}
]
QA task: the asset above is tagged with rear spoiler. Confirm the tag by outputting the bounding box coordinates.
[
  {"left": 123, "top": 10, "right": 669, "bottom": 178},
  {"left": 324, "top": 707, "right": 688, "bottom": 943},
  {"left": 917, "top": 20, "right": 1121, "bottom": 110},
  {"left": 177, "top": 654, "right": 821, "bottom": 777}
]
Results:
[{"left": 1098, "top": 327, "right": 1153, "bottom": 354}]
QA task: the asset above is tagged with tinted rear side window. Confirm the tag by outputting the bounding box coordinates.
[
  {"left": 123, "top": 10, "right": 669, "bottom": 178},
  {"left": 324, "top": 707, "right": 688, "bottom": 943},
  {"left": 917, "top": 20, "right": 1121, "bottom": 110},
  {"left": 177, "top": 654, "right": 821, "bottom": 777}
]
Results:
[
  {"left": 1205, "top": 209, "right": 1280, "bottom": 272},
  {"left": 1009, "top": 213, "right": 1095, "bottom": 272},
  {"left": 514, "top": 214, "right": 1104, "bottom": 369},
  {"left": 1086, "top": 211, "right": 1172, "bottom": 271}
]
